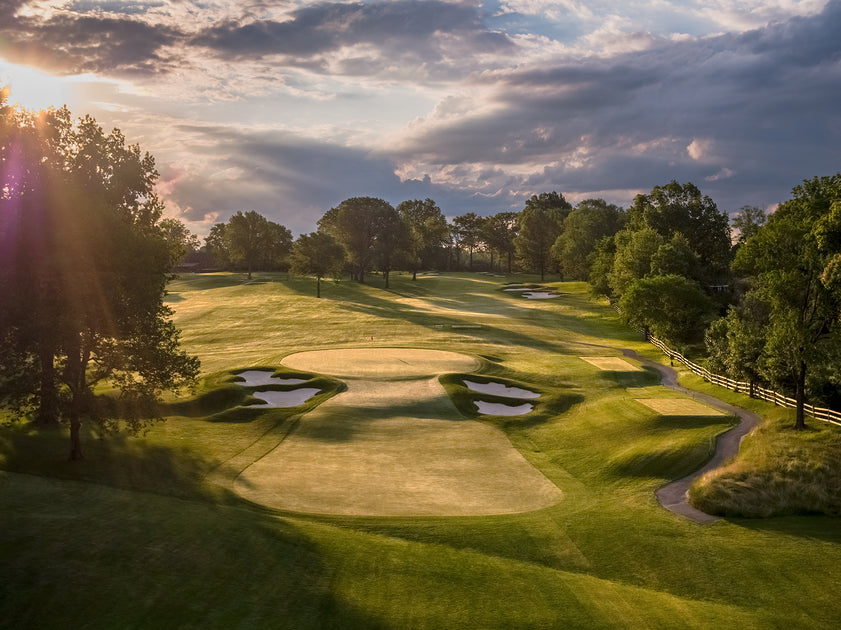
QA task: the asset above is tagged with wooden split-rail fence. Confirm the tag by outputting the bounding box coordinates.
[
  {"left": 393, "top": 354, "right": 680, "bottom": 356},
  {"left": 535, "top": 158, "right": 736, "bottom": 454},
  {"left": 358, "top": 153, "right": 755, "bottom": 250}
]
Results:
[{"left": 611, "top": 304, "right": 841, "bottom": 427}]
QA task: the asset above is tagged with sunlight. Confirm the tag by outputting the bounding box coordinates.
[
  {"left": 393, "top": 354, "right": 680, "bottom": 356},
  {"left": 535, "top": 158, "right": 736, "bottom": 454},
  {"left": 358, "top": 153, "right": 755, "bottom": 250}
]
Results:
[{"left": 0, "top": 62, "right": 73, "bottom": 111}]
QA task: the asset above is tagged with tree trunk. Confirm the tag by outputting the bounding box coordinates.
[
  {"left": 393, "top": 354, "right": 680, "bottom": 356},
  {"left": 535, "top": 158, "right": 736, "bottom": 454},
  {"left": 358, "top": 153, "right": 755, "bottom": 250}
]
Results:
[
  {"left": 65, "top": 335, "right": 89, "bottom": 460},
  {"left": 316, "top": 275, "right": 321, "bottom": 298},
  {"left": 384, "top": 270, "right": 390, "bottom": 289},
  {"left": 794, "top": 359, "right": 807, "bottom": 430},
  {"left": 35, "top": 343, "right": 59, "bottom": 427},
  {"left": 412, "top": 270, "right": 417, "bottom": 281},
  {"left": 68, "top": 408, "right": 83, "bottom": 461}
]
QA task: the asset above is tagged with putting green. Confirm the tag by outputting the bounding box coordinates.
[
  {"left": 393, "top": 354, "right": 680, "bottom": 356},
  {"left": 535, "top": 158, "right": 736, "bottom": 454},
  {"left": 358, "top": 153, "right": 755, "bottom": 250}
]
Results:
[
  {"left": 234, "top": 349, "right": 563, "bottom": 516},
  {"left": 282, "top": 347, "right": 479, "bottom": 379}
]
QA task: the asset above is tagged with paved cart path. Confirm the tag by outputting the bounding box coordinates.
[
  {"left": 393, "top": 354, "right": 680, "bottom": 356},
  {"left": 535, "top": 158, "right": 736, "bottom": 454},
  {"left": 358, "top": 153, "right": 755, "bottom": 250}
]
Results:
[{"left": 622, "top": 349, "right": 762, "bottom": 524}]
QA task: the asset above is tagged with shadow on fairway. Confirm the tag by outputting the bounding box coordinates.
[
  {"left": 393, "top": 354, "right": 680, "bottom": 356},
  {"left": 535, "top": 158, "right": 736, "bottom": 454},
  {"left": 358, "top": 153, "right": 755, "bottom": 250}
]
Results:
[
  {"left": 0, "top": 470, "right": 388, "bottom": 629},
  {"left": 0, "top": 422, "right": 227, "bottom": 502},
  {"left": 730, "top": 515, "right": 841, "bottom": 543},
  {"left": 285, "top": 279, "right": 578, "bottom": 354}
]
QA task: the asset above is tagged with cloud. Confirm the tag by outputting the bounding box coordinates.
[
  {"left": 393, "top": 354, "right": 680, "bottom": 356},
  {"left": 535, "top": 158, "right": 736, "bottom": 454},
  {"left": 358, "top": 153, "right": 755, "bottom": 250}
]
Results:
[
  {"left": 391, "top": 0, "right": 841, "bottom": 211},
  {"left": 189, "top": 0, "right": 515, "bottom": 79},
  {"left": 0, "top": 8, "right": 181, "bottom": 75}
]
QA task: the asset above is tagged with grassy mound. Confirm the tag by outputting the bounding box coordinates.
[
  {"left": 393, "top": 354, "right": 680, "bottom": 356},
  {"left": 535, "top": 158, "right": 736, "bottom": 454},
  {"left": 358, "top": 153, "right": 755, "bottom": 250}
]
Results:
[{"left": 689, "top": 412, "right": 841, "bottom": 517}]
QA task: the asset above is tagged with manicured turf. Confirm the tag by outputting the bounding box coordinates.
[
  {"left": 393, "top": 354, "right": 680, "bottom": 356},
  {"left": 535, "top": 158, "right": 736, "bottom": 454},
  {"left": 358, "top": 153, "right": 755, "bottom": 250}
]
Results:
[{"left": 2, "top": 271, "right": 841, "bottom": 629}]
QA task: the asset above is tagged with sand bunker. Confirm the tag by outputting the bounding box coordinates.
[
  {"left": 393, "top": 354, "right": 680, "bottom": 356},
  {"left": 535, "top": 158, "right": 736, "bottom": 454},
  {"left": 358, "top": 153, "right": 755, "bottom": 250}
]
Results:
[
  {"left": 475, "top": 401, "right": 534, "bottom": 416},
  {"left": 234, "top": 349, "right": 562, "bottom": 516},
  {"left": 237, "top": 370, "right": 308, "bottom": 387},
  {"left": 464, "top": 380, "right": 539, "bottom": 399},
  {"left": 635, "top": 398, "right": 727, "bottom": 416},
  {"left": 252, "top": 388, "right": 321, "bottom": 408},
  {"left": 524, "top": 292, "right": 560, "bottom": 299},
  {"left": 282, "top": 348, "right": 479, "bottom": 379},
  {"left": 580, "top": 356, "right": 642, "bottom": 371},
  {"left": 503, "top": 287, "right": 532, "bottom": 292}
]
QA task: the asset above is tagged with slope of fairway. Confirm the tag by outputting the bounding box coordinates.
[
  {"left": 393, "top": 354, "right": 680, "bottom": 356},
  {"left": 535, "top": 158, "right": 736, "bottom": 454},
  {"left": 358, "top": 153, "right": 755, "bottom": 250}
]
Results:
[
  {"left": 234, "top": 350, "right": 563, "bottom": 515},
  {"left": 4, "top": 273, "right": 841, "bottom": 629}
]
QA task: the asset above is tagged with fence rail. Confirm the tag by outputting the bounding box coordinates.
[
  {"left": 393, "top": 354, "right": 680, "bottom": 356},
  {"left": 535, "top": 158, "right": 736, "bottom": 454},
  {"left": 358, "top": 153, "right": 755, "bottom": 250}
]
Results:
[{"left": 611, "top": 304, "right": 841, "bottom": 427}]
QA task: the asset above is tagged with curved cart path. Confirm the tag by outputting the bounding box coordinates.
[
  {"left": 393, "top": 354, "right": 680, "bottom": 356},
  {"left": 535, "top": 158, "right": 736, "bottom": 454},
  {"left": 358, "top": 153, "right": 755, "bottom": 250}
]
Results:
[{"left": 622, "top": 349, "right": 762, "bottom": 524}]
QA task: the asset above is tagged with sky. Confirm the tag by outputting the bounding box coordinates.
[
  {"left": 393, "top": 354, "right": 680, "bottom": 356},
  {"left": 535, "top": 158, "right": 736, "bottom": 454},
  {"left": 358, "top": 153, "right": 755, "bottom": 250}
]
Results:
[{"left": 0, "top": 0, "right": 839, "bottom": 236}]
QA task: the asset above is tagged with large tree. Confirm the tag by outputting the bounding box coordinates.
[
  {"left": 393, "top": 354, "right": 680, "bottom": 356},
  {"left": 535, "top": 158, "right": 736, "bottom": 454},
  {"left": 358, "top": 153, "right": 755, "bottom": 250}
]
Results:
[
  {"left": 318, "top": 197, "right": 397, "bottom": 283},
  {"left": 627, "top": 180, "right": 731, "bottom": 286},
  {"left": 728, "top": 175, "right": 841, "bottom": 429},
  {"left": 397, "top": 198, "right": 449, "bottom": 280},
  {"left": 619, "top": 274, "right": 716, "bottom": 346},
  {"left": 226, "top": 210, "right": 291, "bottom": 279},
  {"left": 374, "top": 207, "right": 410, "bottom": 289},
  {"left": 482, "top": 211, "right": 518, "bottom": 273},
  {"left": 552, "top": 199, "right": 625, "bottom": 280},
  {"left": 290, "top": 231, "right": 345, "bottom": 298},
  {"left": 451, "top": 212, "right": 484, "bottom": 270},
  {"left": 515, "top": 195, "right": 570, "bottom": 280},
  {"left": 0, "top": 97, "right": 199, "bottom": 459}
]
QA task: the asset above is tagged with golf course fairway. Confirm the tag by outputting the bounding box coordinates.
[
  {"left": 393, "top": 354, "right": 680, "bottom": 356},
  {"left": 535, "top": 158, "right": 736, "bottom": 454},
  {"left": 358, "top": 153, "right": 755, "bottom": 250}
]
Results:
[
  {"left": 3, "top": 272, "right": 841, "bottom": 629},
  {"left": 234, "top": 349, "right": 563, "bottom": 515}
]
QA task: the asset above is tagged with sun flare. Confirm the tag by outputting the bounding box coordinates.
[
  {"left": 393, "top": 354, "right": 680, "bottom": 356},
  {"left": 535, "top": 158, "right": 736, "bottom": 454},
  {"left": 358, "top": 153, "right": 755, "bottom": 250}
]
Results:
[{"left": 0, "top": 62, "right": 72, "bottom": 112}]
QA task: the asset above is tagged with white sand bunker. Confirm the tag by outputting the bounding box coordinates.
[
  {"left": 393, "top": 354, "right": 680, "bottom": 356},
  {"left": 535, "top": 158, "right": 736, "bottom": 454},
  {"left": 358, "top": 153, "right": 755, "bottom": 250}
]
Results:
[
  {"left": 504, "top": 287, "right": 532, "bottom": 292},
  {"left": 236, "top": 370, "right": 308, "bottom": 387},
  {"left": 234, "top": 350, "right": 562, "bottom": 516},
  {"left": 282, "top": 348, "right": 479, "bottom": 379},
  {"left": 475, "top": 401, "right": 534, "bottom": 416},
  {"left": 524, "top": 291, "right": 560, "bottom": 299},
  {"left": 252, "top": 388, "right": 321, "bottom": 408},
  {"left": 580, "top": 356, "right": 642, "bottom": 371},
  {"left": 464, "top": 380, "right": 539, "bottom": 399},
  {"left": 636, "top": 398, "right": 727, "bottom": 416}
]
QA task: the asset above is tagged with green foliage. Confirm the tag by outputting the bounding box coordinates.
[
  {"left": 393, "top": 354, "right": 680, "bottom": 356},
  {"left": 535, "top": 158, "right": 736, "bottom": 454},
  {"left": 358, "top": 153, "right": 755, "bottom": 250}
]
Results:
[
  {"left": 729, "top": 174, "right": 841, "bottom": 427},
  {"left": 515, "top": 202, "right": 567, "bottom": 280},
  {"left": 0, "top": 101, "right": 199, "bottom": 458},
  {"left": 451, "top": 211, "right": 485, "bottom": 269},
  {"left": 397, "top": 198, "right": 450, "bottom": 278},
  {"left": 731, "top": 205, "right": 768, "bottom": 247},
  {"left": 628, "top": 180, "right": 731, "bottom": 284},
  {"left": 290, "top": 231, "right": 346, "bottom": 297},
  {"left": 608, "top": 227, "right": 664, "bottom": 296},
  {"left": 619, "top": 274, "right": 716, "bottom": 345},
  {"left": 552, "top": 198, "right": 625, "bottom": 280},
  {"left": 318, "top": 196, "right": 398, "bottom": 283},
  {"left": 481, "top": 211, "right": 519, "bottom": 273}
]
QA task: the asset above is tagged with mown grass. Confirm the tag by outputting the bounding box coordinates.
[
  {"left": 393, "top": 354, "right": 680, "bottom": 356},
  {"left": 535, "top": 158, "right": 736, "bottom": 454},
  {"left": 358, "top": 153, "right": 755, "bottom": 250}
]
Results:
[{"left": 2, "top": 271, "right": 841, "bottom": 629}]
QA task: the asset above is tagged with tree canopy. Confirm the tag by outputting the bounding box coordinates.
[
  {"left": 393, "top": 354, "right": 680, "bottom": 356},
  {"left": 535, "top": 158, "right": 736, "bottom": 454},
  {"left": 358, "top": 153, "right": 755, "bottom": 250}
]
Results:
[
  {"left": 552, "top": 199, "right": 625, "bottom": 281},
  {"left": 397, "top": 198, "right": 449, "bottom": 280},
  {"left": 290, "top": 231, "right": 345, "bottom": 297},
  {"left": 0, "top": 97, "right": 199, "bottom": 459},
  {"left": 722, "top": 175, "right": 841, "bottom": 428},
  {"left": 318, "top": 197, "right": 399, "bottom": 284}
]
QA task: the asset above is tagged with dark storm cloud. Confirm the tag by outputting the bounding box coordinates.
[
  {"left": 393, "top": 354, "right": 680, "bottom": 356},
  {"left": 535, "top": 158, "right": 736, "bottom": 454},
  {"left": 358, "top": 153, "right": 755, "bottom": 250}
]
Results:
[
  {"left": 1, "top": 0, "right": 511, "bottom": 78},
  {"left": 164, "top": 123, "right": 518, "bottom": 233},
  {"left": 0, "top": 11, "right": 180, "bottom": 75},
  {"left": 399, "top": 0, "right": 841, "bottom": 211},
  {"left": 192, "top": 0, "right": 510, "bottom": 57}
]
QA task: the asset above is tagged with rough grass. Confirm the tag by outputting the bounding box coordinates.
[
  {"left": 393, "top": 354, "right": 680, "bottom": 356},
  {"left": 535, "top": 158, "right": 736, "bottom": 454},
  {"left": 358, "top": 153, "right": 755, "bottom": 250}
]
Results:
[
  {"left": 689, "top": 413, "right": 841, "bottom": 517},
  {"left": 3, "top": 272, "right": 841, "bottom": 629}
]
